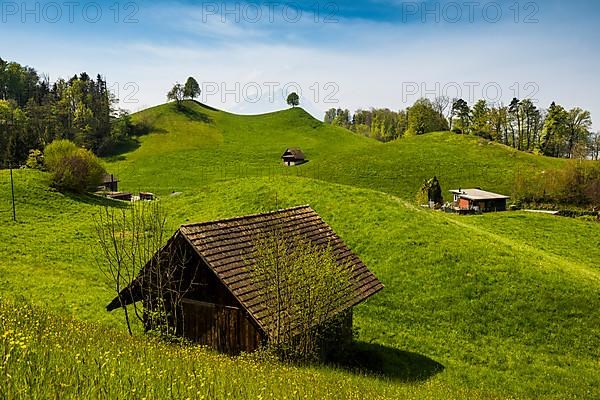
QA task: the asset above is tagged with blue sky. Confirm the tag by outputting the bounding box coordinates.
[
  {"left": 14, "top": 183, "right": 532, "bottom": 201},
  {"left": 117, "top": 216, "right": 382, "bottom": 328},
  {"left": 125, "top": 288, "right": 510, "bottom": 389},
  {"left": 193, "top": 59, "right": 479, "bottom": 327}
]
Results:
[{"left": 1, "top": 0, "right": 599, "bottom": 128}]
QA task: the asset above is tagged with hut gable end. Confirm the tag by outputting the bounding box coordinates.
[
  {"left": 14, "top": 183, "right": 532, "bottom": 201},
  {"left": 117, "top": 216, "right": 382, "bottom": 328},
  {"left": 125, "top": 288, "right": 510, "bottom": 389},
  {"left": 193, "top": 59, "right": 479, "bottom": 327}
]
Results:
[{"left": 281, "top": 148, "right": 305, "bottom": 166}]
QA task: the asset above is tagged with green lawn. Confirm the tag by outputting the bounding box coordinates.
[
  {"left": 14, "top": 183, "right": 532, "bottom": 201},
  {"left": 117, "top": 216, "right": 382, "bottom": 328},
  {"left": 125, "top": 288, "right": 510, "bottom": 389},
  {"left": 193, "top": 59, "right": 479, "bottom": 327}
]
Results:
[{"left": 2, "top": 167, "right": 599, "bottom": 399}]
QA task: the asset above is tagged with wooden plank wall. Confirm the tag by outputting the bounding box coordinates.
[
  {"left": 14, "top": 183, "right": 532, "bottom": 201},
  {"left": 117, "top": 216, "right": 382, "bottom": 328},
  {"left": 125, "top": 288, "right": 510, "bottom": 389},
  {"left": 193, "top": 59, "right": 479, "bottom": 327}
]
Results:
[{"left": 181, "top": 299, "right": 263, "bottom": 354}]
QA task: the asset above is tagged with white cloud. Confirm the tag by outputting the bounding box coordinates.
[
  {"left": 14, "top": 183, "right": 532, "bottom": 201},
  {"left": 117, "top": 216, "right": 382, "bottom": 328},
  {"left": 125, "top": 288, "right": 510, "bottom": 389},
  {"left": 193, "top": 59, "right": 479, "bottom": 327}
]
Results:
[{"left": 3, "top": 2, "right": 599, "bottom": 129}]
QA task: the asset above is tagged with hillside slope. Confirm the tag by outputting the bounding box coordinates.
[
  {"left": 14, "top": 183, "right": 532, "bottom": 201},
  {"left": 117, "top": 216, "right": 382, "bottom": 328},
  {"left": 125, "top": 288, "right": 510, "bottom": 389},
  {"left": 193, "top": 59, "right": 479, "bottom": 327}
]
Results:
[
  {"left": 108, "top": 101, "right": 563, "bottom": 199},
  {"left": 2, "top": 170, "right": 599, "bottom": 399}
]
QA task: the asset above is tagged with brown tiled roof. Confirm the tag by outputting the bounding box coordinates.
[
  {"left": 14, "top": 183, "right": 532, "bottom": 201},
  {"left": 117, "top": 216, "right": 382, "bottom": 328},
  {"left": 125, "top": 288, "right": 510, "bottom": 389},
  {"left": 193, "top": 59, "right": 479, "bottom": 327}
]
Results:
[
  {"left": 107, "top": 206, "right": 384, "bottom": 337},
  {"left": 282, "top": 148, "right": 305, "bottom": 160},
  {"left": 179, "top": 206, "right": 383, "bottom": 335}
]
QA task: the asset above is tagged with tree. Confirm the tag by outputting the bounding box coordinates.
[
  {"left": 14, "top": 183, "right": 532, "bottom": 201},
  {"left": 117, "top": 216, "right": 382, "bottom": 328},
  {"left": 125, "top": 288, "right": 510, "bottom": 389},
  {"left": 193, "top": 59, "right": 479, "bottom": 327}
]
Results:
[
  {"left": 332, "top": 108, "right": 351, "bottom": 129},
  {"left": 564, "top": 108, "right": 592, "bottom": 159},
  {"left": 590, "top": 131, "right": 600, "bottom": 160},
  {"left": 406, "top": 98, "right": 448, "bottom": 135},
  {"left": 43, "top": 139, "right": 105, "bottom": 192},
  {"left": 183, "top": 77, "right": 201, "bottom": 100},
  {"left": 247, "top": 231, "right": 355, "bottom": 361},
  {"left": 370, "top": 108, "right": 402, "bottom": 141},
  {"left": 428, "top": 176, "right": 444, "bottom": 205},
  {"left": 519, "top": 99, "right": 541, "bottom": 151},
  {"left": 95, "top": 202, "right": 195, "bottom": 338},
  {"left": 167, "top": 83, "right": 185, "bottom": 108},
  {"left": 451, "top": 99, "right": 470, "bottom": 134},
  {"left": 489, "top": 105, "right": 509, "bottom": 144},
  {"left": 432, "top": 96, "right": 451, "bottom": 127},
  {"left": 540, "top": 102, "right": 568, "bottom": 157},
  {"left": 25, "top": 149, "right": 44, "bottom": 169},
  {"left": 0, "top": 58, "right": 117, "bottom": 164},
  {"left": 95, "top": 109, "right": 134, "bottom": 156},
  {"left": 417, "top": 176, "right": 444, "bottom": 206},
  {"left": 286, "top": 92, "right": 300, "bottom": 108},
  {"left": 0, "top": 99, "right": 29, "bottom": 167},
  {"left": 508, "top": 98, "right": 521, "bottom": 149},
  {"left": 471, "top": 100, "right": 491, "bottom": 139},
  {"left": 324, "top": 108, "right": 337, "bottom": 124}
]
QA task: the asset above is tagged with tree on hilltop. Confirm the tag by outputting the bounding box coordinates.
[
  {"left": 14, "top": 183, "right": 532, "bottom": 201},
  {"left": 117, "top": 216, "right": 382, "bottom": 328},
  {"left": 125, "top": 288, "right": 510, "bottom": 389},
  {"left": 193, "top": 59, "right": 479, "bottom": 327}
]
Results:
[
  {"left": 184, "top": 77, "right": 201, "bottom": 100},
  {"left": 167, "top": 83, "right": 185, "bottom": 108},
  {"left": 287, "top": 92, "right": 300, "bottom": 108}
]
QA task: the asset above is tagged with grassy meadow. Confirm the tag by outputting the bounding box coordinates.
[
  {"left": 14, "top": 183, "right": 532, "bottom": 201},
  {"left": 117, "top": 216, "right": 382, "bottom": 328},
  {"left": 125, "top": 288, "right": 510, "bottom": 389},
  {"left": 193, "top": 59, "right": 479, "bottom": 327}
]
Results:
[
  {"left": 108, "top": 101, "right": 563, "bottom": 198},
  {"left": 1, "top": 102, "right": 599, "bottom": 399}
]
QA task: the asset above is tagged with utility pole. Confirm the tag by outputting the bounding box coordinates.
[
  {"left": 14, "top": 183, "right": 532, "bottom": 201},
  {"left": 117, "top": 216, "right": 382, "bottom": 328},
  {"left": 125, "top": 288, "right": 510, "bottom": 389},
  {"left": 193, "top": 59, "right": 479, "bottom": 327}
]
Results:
[
  {"left": 10, "top": 163, "right": 16, "bottom": 222},
  {"left": 1, "top": 116, "right": 17, "bottom": 222}
]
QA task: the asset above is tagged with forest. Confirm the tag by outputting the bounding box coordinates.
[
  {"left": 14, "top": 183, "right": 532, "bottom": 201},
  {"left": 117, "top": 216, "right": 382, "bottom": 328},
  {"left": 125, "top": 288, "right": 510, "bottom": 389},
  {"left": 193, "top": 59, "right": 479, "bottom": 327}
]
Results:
[
  {"left": 0, "top": 57, "right": 133, "bottom": 167},
  {"left": 325, "top": 97, "right": 600, "bottom": 160}
]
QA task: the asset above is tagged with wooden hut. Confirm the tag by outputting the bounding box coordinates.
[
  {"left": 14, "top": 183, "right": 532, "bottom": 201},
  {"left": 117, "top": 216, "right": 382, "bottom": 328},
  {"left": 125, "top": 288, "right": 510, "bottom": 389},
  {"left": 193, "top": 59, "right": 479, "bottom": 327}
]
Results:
[
  {"left": 106, "top": 206, "right": 383, "bottom": 355},
  {"left": 139, "top": 192, "right": 155, "bottom": 201},
  {"left": 99, "top": 173, "right": 119, "bottom": 192},
  {"left": 449, "top": 188, "right": 510, "bottom": 212},
  {"left": 281, "top": 148, "right": 305, "bottom": 166}
]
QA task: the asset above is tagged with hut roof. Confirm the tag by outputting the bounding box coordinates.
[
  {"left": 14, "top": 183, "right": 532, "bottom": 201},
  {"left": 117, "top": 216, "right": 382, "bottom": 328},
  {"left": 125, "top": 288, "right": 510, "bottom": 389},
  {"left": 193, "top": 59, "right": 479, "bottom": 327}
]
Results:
[
  {"left": 449, "top": 189, "right": 510, "bottom": 201},
  {"left": 282, "top": 148, "right": 305, "bottom": 160},
  {"left": 106, "top": 206, "right": 383, "bottom": 338}
]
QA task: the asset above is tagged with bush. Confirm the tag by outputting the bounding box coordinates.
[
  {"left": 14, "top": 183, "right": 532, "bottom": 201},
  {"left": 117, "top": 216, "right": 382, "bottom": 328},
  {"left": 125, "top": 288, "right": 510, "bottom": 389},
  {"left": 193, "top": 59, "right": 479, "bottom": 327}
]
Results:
[
  {"left": 247, "top": 234, "right": 355, "bottom": 363},
  {"left": 557, "top": 210, "right": 599, "bottom": 218},
  {"left": 25, "top": 149, "right": 44, "bottom": 170},
  {"left": 514, "top": 161, "right": 600, "bottom": 208},
  {"left": 474, "top": 131, "right": 493, "bottom": 140},
  {"left": 44, "top": 140, "right": 106, "bottom": 192}
]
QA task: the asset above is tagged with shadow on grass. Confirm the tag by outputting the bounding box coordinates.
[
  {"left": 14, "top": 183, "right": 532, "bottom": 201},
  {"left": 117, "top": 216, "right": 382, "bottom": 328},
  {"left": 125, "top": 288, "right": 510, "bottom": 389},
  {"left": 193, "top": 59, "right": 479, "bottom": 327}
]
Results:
[
  {"left": 102, "top": 138, "right": 142, "bottom": 161},
  {"left": 331, "top": 342, "right": 444, "bottom": 382},
  {"left": 177, "top": 102, "right": 213, "bottom": 124},
  {"left": 190, "top": 100, "right": 221, "bottom": 112},
  {"left": 64, "top": 192, "right": 130, "bottom": 208}
]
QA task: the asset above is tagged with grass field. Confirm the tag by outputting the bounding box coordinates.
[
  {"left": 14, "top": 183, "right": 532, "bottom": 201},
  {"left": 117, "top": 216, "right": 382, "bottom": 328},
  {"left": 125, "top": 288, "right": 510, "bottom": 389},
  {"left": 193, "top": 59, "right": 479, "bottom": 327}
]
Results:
[
  {"left": 1, "top": 102, "right": 599, "bottom": 399},
  {"left": 108, "top": 101, "right": 563, "bottom": 199}
]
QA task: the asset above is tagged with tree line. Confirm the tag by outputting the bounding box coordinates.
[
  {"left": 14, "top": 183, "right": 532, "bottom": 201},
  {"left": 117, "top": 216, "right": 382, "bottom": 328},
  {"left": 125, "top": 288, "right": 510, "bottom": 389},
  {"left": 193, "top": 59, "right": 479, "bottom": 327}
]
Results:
[
  {"left": 0, "top": 57, "right": 134, "bottom": 168},
  {"left": 325, "top": 97, "right": 599, "bottom": 159}
]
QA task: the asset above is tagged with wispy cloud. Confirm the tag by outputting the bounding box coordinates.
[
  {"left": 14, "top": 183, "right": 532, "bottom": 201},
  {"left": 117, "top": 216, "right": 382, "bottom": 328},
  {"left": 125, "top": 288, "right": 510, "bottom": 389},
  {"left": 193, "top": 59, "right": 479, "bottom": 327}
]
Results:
[{"left": 1, "top": 0, "right": 598, "bottom": 128}]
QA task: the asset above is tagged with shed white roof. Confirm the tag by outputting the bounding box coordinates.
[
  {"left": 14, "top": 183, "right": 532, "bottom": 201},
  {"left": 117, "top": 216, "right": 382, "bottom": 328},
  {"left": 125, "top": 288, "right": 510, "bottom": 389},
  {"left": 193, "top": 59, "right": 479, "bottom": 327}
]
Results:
[{"left": 449, "top": 189, "right": 510, "bottom": 201}]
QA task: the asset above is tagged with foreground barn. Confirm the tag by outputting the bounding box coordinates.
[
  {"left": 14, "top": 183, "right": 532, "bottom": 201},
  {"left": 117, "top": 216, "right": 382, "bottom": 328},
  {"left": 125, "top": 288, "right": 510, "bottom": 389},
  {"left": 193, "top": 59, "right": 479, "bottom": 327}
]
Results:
[{"left": 106, "top": 206, "right": 383, "bottom": 354}]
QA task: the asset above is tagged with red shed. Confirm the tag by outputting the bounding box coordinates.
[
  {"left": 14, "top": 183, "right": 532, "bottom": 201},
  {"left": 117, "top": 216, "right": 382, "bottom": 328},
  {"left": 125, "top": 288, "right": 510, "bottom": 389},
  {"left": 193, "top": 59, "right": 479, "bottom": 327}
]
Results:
[{"left": 450, "top": 189, "right": 510, "bottom": 212}]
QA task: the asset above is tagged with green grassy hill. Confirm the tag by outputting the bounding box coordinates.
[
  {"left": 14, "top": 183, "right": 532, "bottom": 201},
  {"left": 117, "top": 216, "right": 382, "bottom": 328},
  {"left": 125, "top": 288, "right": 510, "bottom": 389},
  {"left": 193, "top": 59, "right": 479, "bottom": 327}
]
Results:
[
  {"left": 1, "top": 102, "right": 599, "bottom": 399},
  {"left": 108, "top": 101, "right": 562, "bottom": 199}
]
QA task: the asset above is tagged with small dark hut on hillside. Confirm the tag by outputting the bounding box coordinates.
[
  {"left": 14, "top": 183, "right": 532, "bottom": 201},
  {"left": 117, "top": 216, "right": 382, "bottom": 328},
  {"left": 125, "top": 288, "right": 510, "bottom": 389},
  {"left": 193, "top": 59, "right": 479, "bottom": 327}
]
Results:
[
  {"left": 449, "top": 188, "right": 510, "bottom": 212},
  {"left": 106, "top": 206, "right": 383, "bottom": 355},
  {"left": 99, "top": 173, "right": 119, "bottom": 192},
  {"left": 281, "top": 148, "right": 305, "bottom": 166}
]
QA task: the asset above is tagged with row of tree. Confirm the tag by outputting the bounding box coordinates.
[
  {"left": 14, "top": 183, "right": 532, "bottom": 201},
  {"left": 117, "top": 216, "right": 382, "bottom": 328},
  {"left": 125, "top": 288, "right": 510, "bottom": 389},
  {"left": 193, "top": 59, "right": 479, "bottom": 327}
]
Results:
[
  {"left": 324, "top": 98, "right": 449, "bottom": 142},
  {"left": 0, "top": 58, "right": 136, "bottom": 168},
  {"left": 325, "top": 97, "right": 599, "bottom": 159},
  {"left": 514, "top": 160, "right": 600, "bottom": 207}
]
